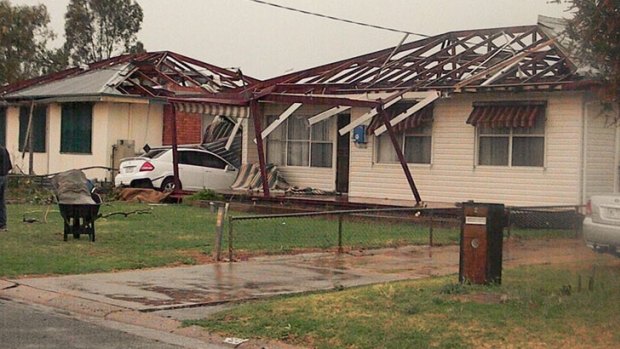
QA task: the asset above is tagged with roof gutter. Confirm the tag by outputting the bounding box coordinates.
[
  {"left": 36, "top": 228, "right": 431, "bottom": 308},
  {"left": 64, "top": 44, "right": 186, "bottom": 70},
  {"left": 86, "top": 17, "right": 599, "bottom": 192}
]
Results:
[{"left": 1, "top": 94, "right": 163, "bottom": 106}]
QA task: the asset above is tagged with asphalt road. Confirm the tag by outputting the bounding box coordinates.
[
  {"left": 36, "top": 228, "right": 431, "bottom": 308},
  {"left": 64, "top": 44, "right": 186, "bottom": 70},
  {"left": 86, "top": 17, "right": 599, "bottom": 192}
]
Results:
[{"left": 0, "top": 299, "right": 185, "bottom": 349}]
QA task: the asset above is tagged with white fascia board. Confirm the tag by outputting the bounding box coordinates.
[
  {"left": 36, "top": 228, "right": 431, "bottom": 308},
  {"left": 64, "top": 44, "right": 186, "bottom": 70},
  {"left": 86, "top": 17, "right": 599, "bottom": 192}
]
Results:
[
  {"left": 338, "top": 96, "right": 402, "bottom": 136},
  {"left": 373, "top": 91, "right": 440, "bottom": 136},
  {"left": 253, "top": 103, "right": 302, "bottom": 143},
  {"left": 308, "top": 106, "right": 352, "bottom": 125},
  {"left": 224, "top": 117, "right": 243, "bottom": 150}
]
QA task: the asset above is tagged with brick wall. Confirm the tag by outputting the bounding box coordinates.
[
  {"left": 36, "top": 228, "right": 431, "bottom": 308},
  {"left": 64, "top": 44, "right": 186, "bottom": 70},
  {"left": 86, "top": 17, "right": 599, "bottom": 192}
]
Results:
[{"left": 162, "top": 105, "right": 203, "bottom": 145}]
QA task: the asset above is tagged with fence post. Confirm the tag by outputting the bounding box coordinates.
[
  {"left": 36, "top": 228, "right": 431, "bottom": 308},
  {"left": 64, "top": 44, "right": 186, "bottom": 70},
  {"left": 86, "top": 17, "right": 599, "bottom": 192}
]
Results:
[
  {"left": 212, "top": 203, "right": 226, "bottom": 262},
  {"left": 429, "top": 210, "right": 434, "bottom": 247},
  {"left": 228, "top": 216, "right": 234, "bottom": 262},
  {"left": 337, "top": 214, "right": 343, "bottom": 254},
  {"left": 506, "top": 207, "right": 512, "bottom": 239},
  {"left": 574, "top": 205, "right": 582, "bottom": 238}
]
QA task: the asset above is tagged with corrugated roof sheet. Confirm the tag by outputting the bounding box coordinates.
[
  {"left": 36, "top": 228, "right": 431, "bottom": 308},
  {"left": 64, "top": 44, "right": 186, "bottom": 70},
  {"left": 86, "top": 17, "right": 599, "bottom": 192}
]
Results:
[
  {"left": 537, "top": 15, "right": 596, "bottom": 76},
  {"left": 4, "top": 64, "right": 130, "bottom": 98}
]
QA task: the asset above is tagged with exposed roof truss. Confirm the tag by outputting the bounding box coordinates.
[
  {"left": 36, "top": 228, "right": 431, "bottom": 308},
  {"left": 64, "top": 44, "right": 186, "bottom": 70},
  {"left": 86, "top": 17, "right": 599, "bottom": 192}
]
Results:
[{"left": 254, "top": 24, "right": 581, "bottom": 95}]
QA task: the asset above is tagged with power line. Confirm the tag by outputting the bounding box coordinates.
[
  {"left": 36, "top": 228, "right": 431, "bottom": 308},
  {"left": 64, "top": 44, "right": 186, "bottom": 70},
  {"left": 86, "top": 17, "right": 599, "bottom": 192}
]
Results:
[{"left": 245, "top": 0, "right": 431, "bottom": 38}]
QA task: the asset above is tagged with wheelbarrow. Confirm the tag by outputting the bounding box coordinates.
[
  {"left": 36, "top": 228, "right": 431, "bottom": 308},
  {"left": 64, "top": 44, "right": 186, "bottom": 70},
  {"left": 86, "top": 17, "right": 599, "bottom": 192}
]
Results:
[{"left": 58, "top": 193, "right": 101, "bottom": 242}]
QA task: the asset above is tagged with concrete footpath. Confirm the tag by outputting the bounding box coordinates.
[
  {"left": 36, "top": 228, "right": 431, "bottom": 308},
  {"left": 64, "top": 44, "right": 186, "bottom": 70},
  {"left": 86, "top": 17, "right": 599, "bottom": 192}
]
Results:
[{"left": 0, "top": 239, "right": 596, "bottom": 349}]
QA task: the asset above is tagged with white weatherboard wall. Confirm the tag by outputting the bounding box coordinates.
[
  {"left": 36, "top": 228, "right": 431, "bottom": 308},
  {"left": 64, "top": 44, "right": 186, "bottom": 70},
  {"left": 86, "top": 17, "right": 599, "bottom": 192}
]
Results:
[
  {"left": 106, "top": 102, "right": 163, "bottom": 153},
  {"left": 584, "top": 101, "right": 619, "bottom": 198},
  {"left": 4, "top": 101, "right": 163, "bottom": 180},
  {"left": 242, "top": 117, "right": 259, "bottom": 165},
  {"left": 348, "top": 92, "right": 585, "bottom": 206}
]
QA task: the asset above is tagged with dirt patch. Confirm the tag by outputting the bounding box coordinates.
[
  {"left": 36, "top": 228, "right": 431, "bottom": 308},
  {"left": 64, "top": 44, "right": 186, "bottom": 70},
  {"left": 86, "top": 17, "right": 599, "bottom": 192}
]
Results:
[
  {"left": 179, "top": 250, "right": 215, "bottom": 265},
  {"left": 452, "top": 292, "right": 511, "bottom": 304}
]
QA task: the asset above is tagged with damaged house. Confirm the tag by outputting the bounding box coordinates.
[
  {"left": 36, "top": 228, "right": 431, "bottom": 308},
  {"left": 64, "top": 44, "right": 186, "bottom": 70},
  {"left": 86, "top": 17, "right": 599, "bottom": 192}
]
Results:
[
  {"left": 0, "top": 51, "right": 257, "bottom": 180},
  {"left": 2, "top": 16, "right": 616, "bottom": 207},
  {"left": 204, "top": 16, "right": 616, "bottom": 207}
]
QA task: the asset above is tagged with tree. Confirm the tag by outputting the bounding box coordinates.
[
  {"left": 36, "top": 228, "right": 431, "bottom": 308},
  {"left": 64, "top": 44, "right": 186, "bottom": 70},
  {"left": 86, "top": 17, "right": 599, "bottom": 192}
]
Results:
[
  {"left": 0, "top": 0, "right": 58, "bottom": 85},
  {"left": 557, "top": 0, "right": 620, "bottom": 111},
  {"left": 64, "top": 0, "right": 144, "bottom": 66}
]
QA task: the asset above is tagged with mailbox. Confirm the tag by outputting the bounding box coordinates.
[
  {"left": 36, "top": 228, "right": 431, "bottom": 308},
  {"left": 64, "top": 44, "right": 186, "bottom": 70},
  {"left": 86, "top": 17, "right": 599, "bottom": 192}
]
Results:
[{"left": 459, "top": 202, "right": 505, "bottom": 285}]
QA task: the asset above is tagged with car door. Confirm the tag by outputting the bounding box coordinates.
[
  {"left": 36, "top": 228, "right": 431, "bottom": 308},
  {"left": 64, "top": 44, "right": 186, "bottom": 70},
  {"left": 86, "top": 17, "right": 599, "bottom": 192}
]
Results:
[
  {"left": 195, "top": 151, "right": 238, "bottom": 190},
  {"left": 178, "top": 150, "right": 205, "bottom": 191}
]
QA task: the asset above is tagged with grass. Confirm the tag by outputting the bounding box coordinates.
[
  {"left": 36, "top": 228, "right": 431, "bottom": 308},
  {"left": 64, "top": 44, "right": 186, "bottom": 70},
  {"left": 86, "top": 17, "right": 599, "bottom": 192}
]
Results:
[
  {"left": 0, "top": 203, "right": 217, "bottom": 277},
  {"left": 186, "top": 258, "right": 620, "bottom": 349},
  {"left": 0, "top": 202, "right": 577, "bottom": 277}
]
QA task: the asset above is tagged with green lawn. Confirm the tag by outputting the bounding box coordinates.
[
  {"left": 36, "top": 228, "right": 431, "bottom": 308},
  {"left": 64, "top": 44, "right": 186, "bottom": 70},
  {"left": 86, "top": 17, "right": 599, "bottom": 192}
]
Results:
[
  {"left": 186, "top": 258, "right": 620, "bottom": 349},
  {"left": 0, "top": 202, "right": 576, "bottom": 277}
]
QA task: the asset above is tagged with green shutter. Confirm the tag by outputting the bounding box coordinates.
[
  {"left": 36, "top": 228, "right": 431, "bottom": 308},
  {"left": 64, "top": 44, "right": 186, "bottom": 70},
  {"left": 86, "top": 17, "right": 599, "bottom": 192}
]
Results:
[
  {"left": 61, "top": 103, "right": 92, "bottom": 153},
  {"left": 19, "top": 106, "right": 47, "bottom": 152}
]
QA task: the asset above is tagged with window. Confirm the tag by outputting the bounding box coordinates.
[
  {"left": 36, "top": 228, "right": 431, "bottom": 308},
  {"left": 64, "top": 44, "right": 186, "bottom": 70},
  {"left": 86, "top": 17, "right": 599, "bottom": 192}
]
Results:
[
  {"left": 0, "top": 108, "right": 6, "bottom": 147},
  {"left": 266, "top": 115, "right": 334, "bottom": 168},
  {"left": 376, "top": 123, "right": 432, "bottom": 164},
  {"left": 179, "top": 150, "right": 227, "bottom": 169},
  {"left": 477, "top": 115, "right": 545, "bottom": 167},
  {"left": 19, "top": 105, "right": 47, "bottom": 153},
  {"left": 61, "top": 103, "right": 92, "bottom": 153},
  {"left": 179, "top": 151, "right": 202, "bottom": 166}
]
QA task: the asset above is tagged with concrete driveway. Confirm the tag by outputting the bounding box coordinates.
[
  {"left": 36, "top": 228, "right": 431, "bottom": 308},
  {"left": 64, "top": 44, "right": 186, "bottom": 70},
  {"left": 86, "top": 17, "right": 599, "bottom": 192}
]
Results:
[{"left": 7, "top": 239, "right": 593, "bottom": 313}]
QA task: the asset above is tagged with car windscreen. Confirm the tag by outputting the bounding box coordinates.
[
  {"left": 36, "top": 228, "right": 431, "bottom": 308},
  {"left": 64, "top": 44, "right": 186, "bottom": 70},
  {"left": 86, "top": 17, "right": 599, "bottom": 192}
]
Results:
[{"left": 142, "top": 149, "right": 167, "bottom": 159}]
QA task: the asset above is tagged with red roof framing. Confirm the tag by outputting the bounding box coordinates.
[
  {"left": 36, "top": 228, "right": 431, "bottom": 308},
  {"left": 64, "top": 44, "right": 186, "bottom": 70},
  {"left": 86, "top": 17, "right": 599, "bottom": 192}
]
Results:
[{"left": 247, "top": 23, "right": 593, "bottom": 96}]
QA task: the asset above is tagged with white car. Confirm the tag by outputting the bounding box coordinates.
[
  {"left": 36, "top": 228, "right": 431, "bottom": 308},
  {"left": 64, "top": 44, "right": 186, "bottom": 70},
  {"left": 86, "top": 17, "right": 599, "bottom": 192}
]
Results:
[
  {"left": 583, "top": 194, "right": 620, "bottom": 256},
  {"left": 115, "top": 147, "right": 238, "bottom": 192}
]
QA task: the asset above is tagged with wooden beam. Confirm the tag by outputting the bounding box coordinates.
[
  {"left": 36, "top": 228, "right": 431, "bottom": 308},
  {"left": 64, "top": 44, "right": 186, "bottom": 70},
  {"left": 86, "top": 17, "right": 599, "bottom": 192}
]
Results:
[
  {"left": 308, "top": 106, "right": 351, "bottom": 125},
  {"left": 373, "top": 91, "right": 440, "bottom": 136},
  {"left": 251, "top": 100, "right": 270, "bottom": 197},
  {"left": 379, "top": 106, "right": 421, "bottom": 204},
  {"left": 224, "top": 118, "right": 243, "bottom": 150},
  {"left": 260, "top": 103, "right": 302, "bottom": 140},
  {"left": 261, "top": 93, "right": 378, "bottom": 108},
  {"left": 338, "top": 96, "right": 402, "bottom": 136}
]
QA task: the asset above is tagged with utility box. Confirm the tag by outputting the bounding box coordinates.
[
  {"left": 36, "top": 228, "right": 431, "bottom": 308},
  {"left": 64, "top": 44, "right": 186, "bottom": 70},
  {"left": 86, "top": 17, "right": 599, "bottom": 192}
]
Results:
[
  {"left": 352, "top": 125, "right": 367, "bottom": 144},
  {"left": 459, "top": 202, "right": 505, "bottom": 285}
]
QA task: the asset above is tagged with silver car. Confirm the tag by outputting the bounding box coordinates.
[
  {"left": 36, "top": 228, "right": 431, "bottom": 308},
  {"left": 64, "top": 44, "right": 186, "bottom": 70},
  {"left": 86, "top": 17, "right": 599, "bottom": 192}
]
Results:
[{"left": 583, "top": 194, "right": 620, "bottom": 255}]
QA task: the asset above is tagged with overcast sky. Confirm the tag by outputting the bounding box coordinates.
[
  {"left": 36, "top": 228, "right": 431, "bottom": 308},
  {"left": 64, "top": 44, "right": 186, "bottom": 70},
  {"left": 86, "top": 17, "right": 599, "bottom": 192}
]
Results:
[{"left": 13, "top": 0, "right": 571, "bottom": 80}]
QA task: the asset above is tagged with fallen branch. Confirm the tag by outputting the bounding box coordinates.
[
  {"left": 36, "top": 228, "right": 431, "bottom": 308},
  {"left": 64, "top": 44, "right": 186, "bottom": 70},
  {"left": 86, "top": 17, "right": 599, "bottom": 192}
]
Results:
[{"left": 98, "top": 209, "right": 153, "bottom": 219}]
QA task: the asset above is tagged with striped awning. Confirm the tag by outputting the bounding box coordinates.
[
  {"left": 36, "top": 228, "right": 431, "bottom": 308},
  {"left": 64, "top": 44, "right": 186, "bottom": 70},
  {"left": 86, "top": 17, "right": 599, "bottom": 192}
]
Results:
[
  {"left": 173, "top": 102, "right": 249, "bottom": 118},
  {"left": 466, "top": 102, "right": 546, "bottom": 128},
  {"left": 367, "top": 104, "right": 433, "bottom": 135}
]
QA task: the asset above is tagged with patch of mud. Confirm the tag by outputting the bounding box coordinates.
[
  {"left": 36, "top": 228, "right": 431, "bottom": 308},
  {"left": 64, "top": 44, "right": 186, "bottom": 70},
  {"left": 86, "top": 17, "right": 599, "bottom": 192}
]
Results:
[{"left": 451, "top": 292, "right": 511, "bottom": 304}]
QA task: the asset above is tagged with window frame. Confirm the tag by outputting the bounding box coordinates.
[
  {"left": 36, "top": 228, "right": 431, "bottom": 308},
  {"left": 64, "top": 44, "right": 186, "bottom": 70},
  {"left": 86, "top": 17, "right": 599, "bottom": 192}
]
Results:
[
  {"left": 375, "top": 122, "right": 433, "bottom": 165},
  {"left": 19, "top": 105, "right": 47, "bottom": 153},
  {"left": 266, "top": 115, "right": 335, "bottom": 168},
  {"left": 475, "top": 118, "right": 546, "bottom": 168},
  {"left": 60, "top": 102, "right": 93, "bottom": 154}
]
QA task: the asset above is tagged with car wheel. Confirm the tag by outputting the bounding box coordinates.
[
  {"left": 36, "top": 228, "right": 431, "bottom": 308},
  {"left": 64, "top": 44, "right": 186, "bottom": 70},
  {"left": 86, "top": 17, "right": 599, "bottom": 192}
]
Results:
[{"left": 161, "top": 177, "right": 181, "bottom": 192}]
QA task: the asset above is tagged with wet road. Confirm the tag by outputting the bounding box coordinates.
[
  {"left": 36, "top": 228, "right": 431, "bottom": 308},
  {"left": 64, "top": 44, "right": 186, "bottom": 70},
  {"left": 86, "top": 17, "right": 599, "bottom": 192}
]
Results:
[{"left": 0, "top": 300, "right": 184, "bottom": 349}]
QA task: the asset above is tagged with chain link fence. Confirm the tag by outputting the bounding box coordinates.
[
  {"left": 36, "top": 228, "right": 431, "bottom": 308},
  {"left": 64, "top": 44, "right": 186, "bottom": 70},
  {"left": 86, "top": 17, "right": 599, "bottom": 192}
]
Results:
[
  {"left": 225, "top": 207, "right": 460, "bottom": 261},
  {"left": 505, "top": 205, "right": 584, "bottom": 239},
  {"left": 217, "top": 204, "right": 585, "bottom": 261}
]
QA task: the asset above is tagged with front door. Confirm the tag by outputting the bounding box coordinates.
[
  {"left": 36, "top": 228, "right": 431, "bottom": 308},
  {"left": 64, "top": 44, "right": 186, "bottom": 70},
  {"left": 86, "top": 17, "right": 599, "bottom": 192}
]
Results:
[{"left": 336, "top": 114, "right": 351, "bottom": 193}]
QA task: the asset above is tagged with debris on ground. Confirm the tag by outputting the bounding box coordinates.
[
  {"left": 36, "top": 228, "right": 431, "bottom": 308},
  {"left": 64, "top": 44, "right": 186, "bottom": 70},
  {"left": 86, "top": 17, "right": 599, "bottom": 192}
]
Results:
[
  {"left": 99, "top": 208, "right": 153, "bottom": 219},
  {"left": 118, "top": 188, "right": 170, "bottom": 203}
]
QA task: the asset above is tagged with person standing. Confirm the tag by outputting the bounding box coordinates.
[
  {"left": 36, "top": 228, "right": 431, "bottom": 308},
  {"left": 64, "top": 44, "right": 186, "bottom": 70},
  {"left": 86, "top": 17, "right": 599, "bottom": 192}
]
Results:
[{"left": 0, "top": 145, "right": 12, "bottom": 231}]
